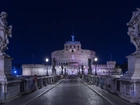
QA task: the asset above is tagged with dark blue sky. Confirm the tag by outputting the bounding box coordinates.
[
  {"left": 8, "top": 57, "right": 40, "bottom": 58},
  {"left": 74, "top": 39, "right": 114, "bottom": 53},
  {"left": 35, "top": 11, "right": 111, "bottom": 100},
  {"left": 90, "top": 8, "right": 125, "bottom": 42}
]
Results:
[{"left": 0, "top": 0, "right": 140, "bottom": 64}]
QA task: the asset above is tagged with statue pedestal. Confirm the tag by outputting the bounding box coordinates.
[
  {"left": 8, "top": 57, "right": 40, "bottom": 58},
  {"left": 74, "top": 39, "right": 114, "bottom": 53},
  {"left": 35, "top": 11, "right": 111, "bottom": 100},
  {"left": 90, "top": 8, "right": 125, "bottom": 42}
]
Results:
[
  {"left": 119, "top": 51, "right": 140, "bottom": 103},
  {"left": 122, "top": 51, "right": 140, "bottom": 79},
  {"left": 88, "top": 69, "right": 92, "bottom": 75},
  {"left": 52, "top": 68, "right": 56, "bottom": 76},
  {"left": 0, "top": 55, "right": 12, "bottom": 76},
  {"left": 0, "top": 55, "right": 14, "bottom": 96}
]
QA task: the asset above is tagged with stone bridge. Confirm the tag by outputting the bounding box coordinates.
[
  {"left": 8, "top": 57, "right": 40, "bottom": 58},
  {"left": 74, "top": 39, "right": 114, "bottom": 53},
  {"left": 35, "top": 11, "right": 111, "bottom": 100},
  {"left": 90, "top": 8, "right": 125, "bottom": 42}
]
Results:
[{"left": 1, "top": 76, "right": 135, "bottom": 105}]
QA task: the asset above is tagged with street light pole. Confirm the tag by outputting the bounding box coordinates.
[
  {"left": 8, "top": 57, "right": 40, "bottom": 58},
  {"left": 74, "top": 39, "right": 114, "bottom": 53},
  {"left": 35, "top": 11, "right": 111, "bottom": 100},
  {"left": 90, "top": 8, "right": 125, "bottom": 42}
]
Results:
[
  {"left": 81, "top": 65, "right": 85, "bottom": 75},
  {"left": 94, "top": 57, "right": 98, "bottom": 76},
  {"left": 46, "top": 58, "right": 49, "bottom": 76},
  {"left": 59, "top": 66, "right": 62, "bottom": 75}
]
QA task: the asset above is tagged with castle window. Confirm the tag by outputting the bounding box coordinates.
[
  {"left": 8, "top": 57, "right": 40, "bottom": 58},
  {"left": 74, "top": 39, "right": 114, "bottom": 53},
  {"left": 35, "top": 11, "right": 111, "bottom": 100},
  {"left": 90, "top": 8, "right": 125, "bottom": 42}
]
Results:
[
  {"left": 72, "top": 50, "right": 74, "bottom": 52},
  {"left": 70, "top": 45, "right": 72, "bottom": 48},
  {"left": 74, "top": 45, "right": 75, "bottom": 48},
  {"left": 77, "top": 46, "right": 79, "bottom": 48}
]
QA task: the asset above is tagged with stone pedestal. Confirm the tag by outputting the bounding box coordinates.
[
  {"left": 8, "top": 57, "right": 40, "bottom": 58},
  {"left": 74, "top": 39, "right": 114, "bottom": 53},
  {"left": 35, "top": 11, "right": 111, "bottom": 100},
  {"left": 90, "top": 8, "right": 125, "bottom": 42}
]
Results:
[
  {"left": 60, "top": 75, "right": 63, "bottom": 79},
  {"left": 88, "top": 68, "right": 92, "bottom": 75},
  {"left": 0, "top": 55, "right": 12, "bottom": 76},
  {"left": 0, "top": 55, "right": 13, "bottom": 93},
  {"left": 52, "top": 68, "right": 56, "bottom": 76},
  {"left": 81, "top": 74, "right": 85, "bottom": 80},
  {"left": 0, "top": 55, "right": 22, "bottom": 103},
  {"left": 122, "top": 51, "right": 140, "bottom": 79},
  {"left": 119, "top": 79, "right": 139, "bottom": 103},
  {"left": 119, "top": 51, "right": 140, "bottom": 103}
]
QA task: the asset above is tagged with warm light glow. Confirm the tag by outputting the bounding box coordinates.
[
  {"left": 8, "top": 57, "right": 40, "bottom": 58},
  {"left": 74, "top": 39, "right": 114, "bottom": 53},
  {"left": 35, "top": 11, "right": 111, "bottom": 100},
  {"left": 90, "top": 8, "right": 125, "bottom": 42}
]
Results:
[
  {"left": 94, "top": 57, "right": 98, "bottom": 61},
  {"left": 46, "top": 58, "right": 49, "bottom": 62}
]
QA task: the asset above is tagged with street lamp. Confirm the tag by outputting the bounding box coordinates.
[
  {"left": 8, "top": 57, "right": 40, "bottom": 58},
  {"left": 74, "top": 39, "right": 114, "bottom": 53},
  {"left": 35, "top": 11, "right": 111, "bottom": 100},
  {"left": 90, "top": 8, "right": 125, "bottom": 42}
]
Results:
[
  {"left": 81, "top": 65, "right": 85, "bottom": 75},
  {"left": 46, "top": 58, "right": 49, "bottom": 76},
  {"left": 79, "top": 68, "right": 81, "bottom": 75},
  {"left": 94, "top": 57, "right": 98, "bottom": 76},
  {"left": 59, "top": 66, "right": 62, "bottom": 75}
]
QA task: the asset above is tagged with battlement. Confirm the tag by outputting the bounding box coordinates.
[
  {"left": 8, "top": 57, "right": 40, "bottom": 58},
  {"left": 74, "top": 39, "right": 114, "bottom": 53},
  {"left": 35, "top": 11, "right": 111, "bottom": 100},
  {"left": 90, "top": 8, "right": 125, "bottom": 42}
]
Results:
[
  {"left": 92, "top": 64, "right": 107, "bottom": 68},
  {"left": 65, "top": 41, "right": 81, "bottom": 44},
  {"left": 81, "top": 49, "right": 95, "bottom": 55},
  {"left": 22, "top": 64, "right": 52, "bottom": 68},
  {"left": 107, "top": 61, "right": 116, "bottom": 68}
]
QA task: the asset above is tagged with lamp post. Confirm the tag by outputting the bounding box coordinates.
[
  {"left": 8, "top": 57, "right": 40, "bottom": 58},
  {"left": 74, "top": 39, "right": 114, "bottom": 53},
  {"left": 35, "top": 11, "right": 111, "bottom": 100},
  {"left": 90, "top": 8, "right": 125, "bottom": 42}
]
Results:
[
  {"left": 83, "top": 65, "right": 85, "bottom": 75},
  {"left": 81, "top": 65, "right": 85, "bottom": 75},
  {"left": 46, "top": 58, "right": 49, "bottom": 76},
  {"left": 94, "top": 57, "right": 98, "bottom": 76},
  {"left": 59, "top": 66, "right": 62, "bottom": 75}
]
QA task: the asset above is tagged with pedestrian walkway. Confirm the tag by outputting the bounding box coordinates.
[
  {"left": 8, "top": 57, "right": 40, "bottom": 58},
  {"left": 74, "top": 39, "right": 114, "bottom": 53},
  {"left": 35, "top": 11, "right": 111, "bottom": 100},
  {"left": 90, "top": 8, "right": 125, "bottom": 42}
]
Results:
[
  {"left": 28, "top": 79, "right": 111, "bottom": 105},
  {"left": 81, "top": 79, "right": 136, "bottom": 105},
  {"left": 2, "top": 79, "right": 63, "bottom": 105},
  {"left": 2, "top": 79, "right": 137, "bottom": 105}
]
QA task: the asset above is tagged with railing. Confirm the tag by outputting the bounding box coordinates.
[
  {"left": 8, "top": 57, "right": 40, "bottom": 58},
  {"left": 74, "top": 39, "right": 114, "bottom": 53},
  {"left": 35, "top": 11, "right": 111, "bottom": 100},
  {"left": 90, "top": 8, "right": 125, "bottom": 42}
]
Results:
[
  {"left": 0, "top": 75, "right": 61, "bottom": 103},
  {"left": 81, "top": 75, "right": 121, "bottom": 94}
]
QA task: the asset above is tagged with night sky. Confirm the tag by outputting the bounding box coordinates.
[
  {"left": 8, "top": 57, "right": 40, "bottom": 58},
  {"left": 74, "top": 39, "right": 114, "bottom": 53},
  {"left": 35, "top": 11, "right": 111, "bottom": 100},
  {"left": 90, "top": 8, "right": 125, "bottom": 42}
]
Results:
[{"left": 0, "top": 0, "right": 140, "bottom": 65}]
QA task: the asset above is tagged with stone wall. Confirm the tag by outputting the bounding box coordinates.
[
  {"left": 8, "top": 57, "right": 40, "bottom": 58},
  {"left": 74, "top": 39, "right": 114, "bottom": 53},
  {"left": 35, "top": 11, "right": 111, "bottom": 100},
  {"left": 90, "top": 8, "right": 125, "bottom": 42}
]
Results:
[
  {"left": 22, "top": 60, "right": 122, "bottom": 76},
  {"left": 22, "top": 64, "right": 53, "bottom": 76}
]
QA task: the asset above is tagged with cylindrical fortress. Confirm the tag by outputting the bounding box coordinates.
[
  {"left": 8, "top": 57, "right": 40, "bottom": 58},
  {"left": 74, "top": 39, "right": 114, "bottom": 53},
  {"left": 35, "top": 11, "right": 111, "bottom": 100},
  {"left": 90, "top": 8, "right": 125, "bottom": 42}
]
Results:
[{"left": 51, "top": 40, "right": 96, "bottom": 68}]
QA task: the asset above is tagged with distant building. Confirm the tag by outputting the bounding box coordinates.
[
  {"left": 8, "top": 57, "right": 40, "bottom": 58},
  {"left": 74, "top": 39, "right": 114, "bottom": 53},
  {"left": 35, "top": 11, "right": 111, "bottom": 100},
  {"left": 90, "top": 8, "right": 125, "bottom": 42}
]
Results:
[
  {"left": 22, "top": 36, "right": 121, "bottom": 76},
  {"left": 51, "top": 37, "right": 96, "bottom": 75}
]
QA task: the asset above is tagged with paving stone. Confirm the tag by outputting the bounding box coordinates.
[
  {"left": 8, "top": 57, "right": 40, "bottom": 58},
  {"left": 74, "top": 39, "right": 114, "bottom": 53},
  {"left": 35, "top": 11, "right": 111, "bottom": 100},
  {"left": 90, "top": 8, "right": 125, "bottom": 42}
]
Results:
[
  {"left": 29, "top": 79, "right": 110, "bottom": 105},
  {"left": 3, "top": 79, "right": 136, "bottom": 105}
]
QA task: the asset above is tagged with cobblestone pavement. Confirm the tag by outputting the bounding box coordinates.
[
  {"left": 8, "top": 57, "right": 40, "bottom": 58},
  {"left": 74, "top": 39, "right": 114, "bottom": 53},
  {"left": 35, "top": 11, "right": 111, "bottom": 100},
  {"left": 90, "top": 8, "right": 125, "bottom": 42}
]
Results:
[{"left": 28, "top": 79, "right": 111, "bottom": 105}]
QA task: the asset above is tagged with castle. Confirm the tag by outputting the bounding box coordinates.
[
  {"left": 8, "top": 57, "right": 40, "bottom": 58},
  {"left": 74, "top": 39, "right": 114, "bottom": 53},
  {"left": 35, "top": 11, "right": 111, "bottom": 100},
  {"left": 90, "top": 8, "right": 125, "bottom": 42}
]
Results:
[{"left": 22, "top": 36, "right": 121, "bottom": 76}]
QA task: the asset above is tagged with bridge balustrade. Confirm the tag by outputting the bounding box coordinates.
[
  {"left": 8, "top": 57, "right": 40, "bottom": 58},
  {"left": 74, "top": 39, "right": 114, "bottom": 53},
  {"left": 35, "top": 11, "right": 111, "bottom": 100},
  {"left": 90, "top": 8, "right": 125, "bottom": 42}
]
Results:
[
  {"left": 82, "top": 75, "right": 121, "bottom": 95},
  {"left": 0, "top": 75, "right": 61, "bottom": 104}
]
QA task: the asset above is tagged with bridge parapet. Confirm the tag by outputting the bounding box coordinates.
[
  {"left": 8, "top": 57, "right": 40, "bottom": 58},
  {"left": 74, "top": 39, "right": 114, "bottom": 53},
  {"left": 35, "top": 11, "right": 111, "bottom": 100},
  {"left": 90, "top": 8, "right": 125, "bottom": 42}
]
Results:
[{"left": 0, "top": 75, "right": 61, "bottom": 104}]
